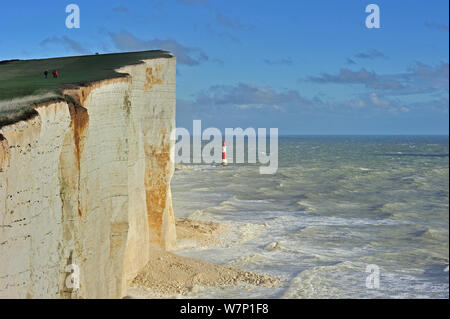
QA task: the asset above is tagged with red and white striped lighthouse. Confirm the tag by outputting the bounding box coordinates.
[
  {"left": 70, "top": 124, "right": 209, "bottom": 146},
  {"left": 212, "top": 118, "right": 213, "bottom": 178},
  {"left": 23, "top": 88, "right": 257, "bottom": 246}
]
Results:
[{"left": 221, "top": 140, "right": 228, "bottom": 166}]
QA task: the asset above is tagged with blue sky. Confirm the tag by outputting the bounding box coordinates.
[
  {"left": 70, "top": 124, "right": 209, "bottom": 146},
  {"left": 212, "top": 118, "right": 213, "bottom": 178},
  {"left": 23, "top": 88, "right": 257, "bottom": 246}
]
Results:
[{"left": 0, "top": 0, "right": 448, "bottom": 134}]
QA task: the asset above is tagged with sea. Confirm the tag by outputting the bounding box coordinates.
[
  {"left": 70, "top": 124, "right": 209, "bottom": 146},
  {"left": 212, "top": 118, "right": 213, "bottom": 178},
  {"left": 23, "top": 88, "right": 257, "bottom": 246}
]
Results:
[{"left": 171, "top": 135, "right": 449, "bottom": 299}]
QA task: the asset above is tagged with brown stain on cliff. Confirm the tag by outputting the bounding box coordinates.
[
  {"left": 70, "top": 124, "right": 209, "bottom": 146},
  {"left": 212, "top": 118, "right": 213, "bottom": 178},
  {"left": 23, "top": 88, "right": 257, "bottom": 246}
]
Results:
[
  {"left": 62, "top": 78, "right": 128, "bottom": 218},
  {"left": 67, "top": 103, "right": 89, "bottom": 217},
  {"left": 63, "top": 77, "right": 130, "bottom": 106},
  {"left": 144, "top": 65, "right": 163, "bottom": 91},
  {"left": 64, "top": 80, "right": 133, "bottom": 217},
  {"left": 144, "top": 139, "right": 171, "bottom": 246},
  {"left": 0, "top": 134, "right": 9, "bottom": 172},
  {"left": 31, "top": 98, "right": 66, "bottom": 108}
]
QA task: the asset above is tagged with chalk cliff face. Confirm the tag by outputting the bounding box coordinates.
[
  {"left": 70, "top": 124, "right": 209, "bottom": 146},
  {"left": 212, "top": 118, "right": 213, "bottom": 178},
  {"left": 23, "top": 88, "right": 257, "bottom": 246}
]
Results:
[{"left": 0, "top": 57, "right": 177, "bottom": 298}]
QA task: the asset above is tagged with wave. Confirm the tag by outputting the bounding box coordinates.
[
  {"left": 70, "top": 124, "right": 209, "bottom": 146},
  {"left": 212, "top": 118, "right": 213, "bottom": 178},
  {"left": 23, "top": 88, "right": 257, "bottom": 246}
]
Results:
[{"left": 375, "top": 153, "right": 449, "bottom": 158}]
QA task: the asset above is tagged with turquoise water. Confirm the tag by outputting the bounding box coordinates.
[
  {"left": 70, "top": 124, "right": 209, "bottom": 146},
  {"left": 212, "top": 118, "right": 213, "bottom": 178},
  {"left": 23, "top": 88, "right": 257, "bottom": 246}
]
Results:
[{"left": 171, "top": 136, "right": 449, "bottom": 298}]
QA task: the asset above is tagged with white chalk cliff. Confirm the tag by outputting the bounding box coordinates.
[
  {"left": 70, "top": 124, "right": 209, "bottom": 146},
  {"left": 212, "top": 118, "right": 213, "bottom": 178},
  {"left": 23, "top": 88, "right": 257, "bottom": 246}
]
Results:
[{"left": 0, "top": 56, "right": 177, "bottom": 298}]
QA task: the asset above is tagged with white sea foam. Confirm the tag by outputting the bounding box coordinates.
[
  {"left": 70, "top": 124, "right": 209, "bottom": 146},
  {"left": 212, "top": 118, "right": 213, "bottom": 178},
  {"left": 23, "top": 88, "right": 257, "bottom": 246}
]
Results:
[{"left": 170, "top": 136, "right": 449, "bottom": 298}]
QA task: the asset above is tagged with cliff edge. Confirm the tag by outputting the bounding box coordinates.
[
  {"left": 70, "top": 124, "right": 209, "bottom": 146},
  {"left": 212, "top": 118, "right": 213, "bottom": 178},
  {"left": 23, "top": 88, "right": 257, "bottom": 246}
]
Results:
[{"left": 0, "top": 51, "right": 177, "bottom": 298}]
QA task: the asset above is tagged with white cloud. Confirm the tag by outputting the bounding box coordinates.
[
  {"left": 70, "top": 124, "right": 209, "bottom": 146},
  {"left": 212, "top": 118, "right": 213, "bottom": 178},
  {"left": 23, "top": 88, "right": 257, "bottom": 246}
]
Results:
[{"left": 109, "top": 30, "right": 208, "bottom": 66}]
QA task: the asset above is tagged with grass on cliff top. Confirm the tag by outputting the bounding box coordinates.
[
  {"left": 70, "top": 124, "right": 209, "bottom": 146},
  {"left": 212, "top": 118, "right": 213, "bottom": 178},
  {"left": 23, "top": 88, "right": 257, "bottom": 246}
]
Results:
[{"left": 0, "top": 50, "right": 173, "bottom": 127}]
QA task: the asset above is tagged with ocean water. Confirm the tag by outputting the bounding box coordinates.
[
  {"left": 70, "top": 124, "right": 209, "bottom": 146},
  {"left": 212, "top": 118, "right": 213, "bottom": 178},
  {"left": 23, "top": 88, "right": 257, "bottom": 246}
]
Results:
[{"left": 171, "top": 136, "right": 449, "bottom": 298}]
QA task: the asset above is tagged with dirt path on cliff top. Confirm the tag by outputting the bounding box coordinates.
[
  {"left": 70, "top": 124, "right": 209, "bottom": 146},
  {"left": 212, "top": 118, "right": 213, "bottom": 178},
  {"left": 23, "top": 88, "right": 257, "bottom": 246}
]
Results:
[{"left": 127, "top": 218, "right": 285, "bottom": 298}]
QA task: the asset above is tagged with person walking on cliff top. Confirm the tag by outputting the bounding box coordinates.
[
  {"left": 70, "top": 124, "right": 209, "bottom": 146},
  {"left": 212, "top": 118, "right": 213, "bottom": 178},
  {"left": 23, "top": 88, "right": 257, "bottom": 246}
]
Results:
[{"left": 44, "top": 70, "right": 48, "bottom": 79}]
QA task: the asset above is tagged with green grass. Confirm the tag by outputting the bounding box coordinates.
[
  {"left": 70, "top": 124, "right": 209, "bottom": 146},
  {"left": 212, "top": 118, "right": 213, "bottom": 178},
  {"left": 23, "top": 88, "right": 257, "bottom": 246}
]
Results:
[
  {"left": 0, "top": 106, "right": 39, "bottom": 128},
  {"left": 0, "top": 50, "right": 172, "bottom": 127}
]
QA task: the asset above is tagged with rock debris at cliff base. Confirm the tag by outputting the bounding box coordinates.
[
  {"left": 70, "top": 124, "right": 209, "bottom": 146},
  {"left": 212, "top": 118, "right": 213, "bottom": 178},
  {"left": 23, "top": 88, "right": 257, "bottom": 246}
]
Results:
[
  {"left": 129, "top": 246, "right": 284, "bottom": 297},
  {"left": 128, "top": 218, "right": 285, "bottom": 297}
]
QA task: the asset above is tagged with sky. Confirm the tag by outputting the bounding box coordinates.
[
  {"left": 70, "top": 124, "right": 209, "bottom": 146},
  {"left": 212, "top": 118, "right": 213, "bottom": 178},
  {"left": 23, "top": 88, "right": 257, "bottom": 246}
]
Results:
[{"left": 0, "top": 0, "right": 448, "bottom": 135}]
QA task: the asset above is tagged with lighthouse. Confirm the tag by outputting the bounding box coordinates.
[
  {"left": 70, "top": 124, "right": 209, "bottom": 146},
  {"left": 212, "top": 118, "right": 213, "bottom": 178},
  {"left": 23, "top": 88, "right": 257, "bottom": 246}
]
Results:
[{"left": 222, "top": 140, "right": 227, "bottom": 166}]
